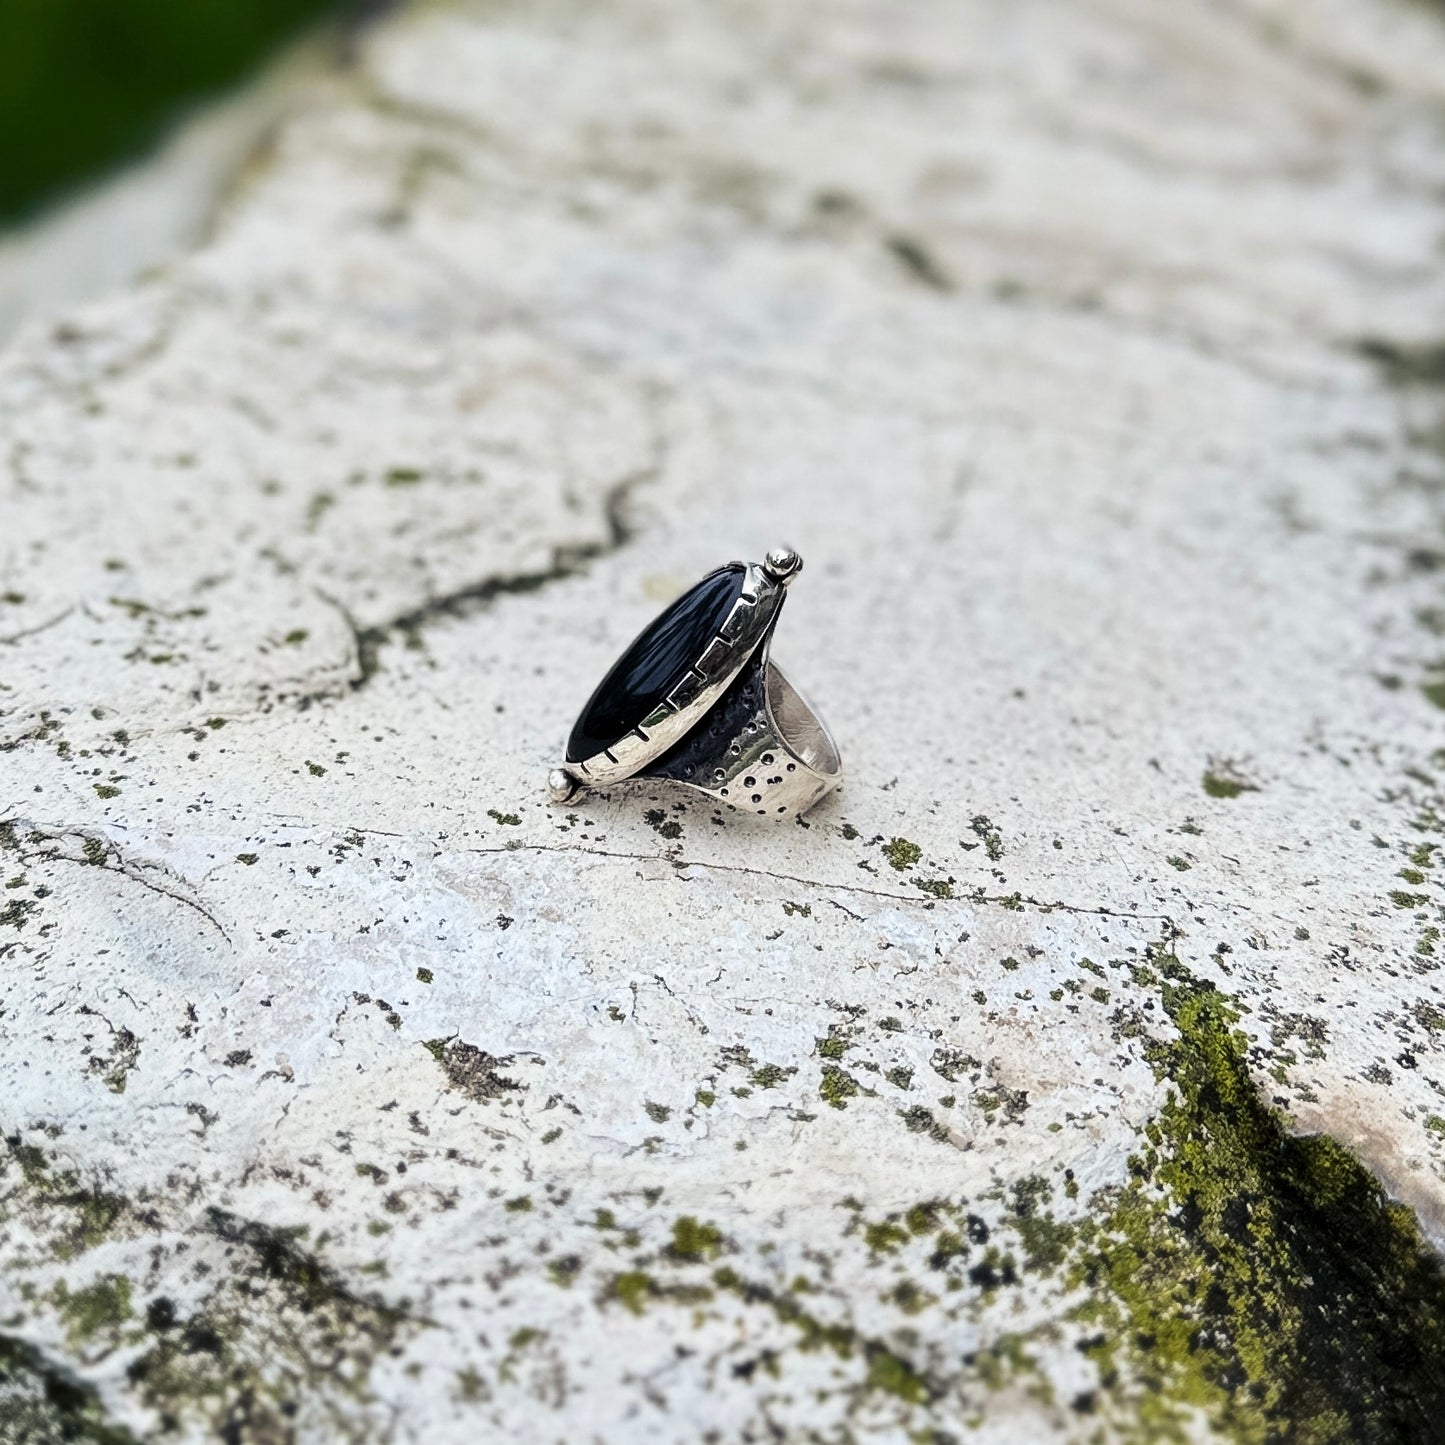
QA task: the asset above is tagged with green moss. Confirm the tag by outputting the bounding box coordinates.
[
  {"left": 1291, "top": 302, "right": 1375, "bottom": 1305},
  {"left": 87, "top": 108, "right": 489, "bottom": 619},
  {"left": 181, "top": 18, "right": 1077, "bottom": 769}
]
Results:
[
  {"left": 547, "top": 1254, "right": 581, "bottom": 1287},
  {"left": 304, "top": 490, "right": 334, "bottom": 531},
  {"left": 749, "top": 1063, "right": 795, "bottom": 1089},
  {"left": 899, "top": 1105, "right": 949, "bottom": 1141},
  {"left": 819, "top": 1064, "right": 861, "bottom": 1109},
  {"left": 0, "top": 897, "right": 39, "bottom": 929},
  {"left": 882, "top": 837, "right": 922, "bottom": 871},
  {"left": 7, "top": 1135, "right": 49, "bottom": 1185},
  {"left": 694, "top": 1089, "right": 716, "bottom": 1108},
  {"left": 93, "top": 784, "right": 120, "bottom": 799},
  {"left": 863, "top": 1220, "right": 910, "bottom": 1253},
  {"left": 487, "top": 809, "right": 522, "bottom": 827},
  {"left": 124, "top": 1208, "right": 405, "bottom": 1434},
  {"left": 971, "top": 1330, "right": 1023, "bottom": 1388},
  {"left": 53, "top": 1274, "right": 132, "bottom": 1344},
  {"left": 970, "top": 815, "right": 1005, "bottom": 860},
  {"left": 0, "top": 1331, "right": 141, "bottom": 1444},
  {"left": 865, "top": 1342, "right": 932, "bottom": 1402},
  {"left": 63, "top": 1192, "right": 126, "bottom": 1260},
  {"left": 606, "top": 1270, "right": 656, "bottom": 1315},
  {"left": 1010, "top": 1206, "right": 1074, "bottom": 1275},
  {"left": 1390, "top": 890, "right": 1430, "bottom": 909},
  {"left": 1413, "top": 1002, "right": 1445, "bottom": 1032},
  {"left": 668, "top": 1217, "right": 724, "bottom": 1264},
  {"left": 644, "top": 1101, "right": 672, "bottom": 1123},
  {"left": 1202, "top": 769, "right": 1258, "bottom": 799},
  {"left": 904, "top": 1202, "right": 941, "bottom": 1235},
  {"left": 1070, "top": 961, "right": 1445, "bottom": 1442},
  {"left": 712, "top": 1265, "right": 936, "bottom": 1400},
  {"left": 1423, "top": 680, "right": 1445, "bottom": 711}
]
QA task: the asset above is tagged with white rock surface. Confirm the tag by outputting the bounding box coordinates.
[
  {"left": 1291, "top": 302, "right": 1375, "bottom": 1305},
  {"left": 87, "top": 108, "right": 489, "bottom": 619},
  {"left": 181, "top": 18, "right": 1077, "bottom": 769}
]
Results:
[{"left": 4, "top": 0, "right": 1445, "bottom": 1440}]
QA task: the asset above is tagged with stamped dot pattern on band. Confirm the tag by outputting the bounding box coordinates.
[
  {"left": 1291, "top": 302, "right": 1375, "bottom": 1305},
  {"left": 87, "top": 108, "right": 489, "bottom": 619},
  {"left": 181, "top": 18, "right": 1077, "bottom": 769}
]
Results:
[{"left": 645, "top": 661, "right": 805, "bottom": 814}]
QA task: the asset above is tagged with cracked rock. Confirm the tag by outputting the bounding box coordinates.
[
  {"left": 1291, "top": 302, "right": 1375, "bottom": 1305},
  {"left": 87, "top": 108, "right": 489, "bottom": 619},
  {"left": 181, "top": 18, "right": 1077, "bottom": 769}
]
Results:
[{"left": 5, "top": 0, "right": 1445, "bottom": 1440}]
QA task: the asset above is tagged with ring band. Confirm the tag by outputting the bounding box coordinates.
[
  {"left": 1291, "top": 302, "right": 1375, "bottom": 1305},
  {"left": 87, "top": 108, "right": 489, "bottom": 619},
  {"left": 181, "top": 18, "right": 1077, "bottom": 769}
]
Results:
[{"left": 549, "top": 548, "right": 842, "bottom": 818}]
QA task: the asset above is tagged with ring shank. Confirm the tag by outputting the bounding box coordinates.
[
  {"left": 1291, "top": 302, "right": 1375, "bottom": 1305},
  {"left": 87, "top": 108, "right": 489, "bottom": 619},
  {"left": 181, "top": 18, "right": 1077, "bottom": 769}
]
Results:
[{"left": 642, "top": 653, "right": 841, "bottom": 817}]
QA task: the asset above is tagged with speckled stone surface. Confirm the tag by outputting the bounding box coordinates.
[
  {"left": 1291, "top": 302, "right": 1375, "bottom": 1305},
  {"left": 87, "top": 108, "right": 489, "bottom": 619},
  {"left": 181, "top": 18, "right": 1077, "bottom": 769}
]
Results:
[{"left": 5, "top": 0, "right": 1445, "bottom": 1440}]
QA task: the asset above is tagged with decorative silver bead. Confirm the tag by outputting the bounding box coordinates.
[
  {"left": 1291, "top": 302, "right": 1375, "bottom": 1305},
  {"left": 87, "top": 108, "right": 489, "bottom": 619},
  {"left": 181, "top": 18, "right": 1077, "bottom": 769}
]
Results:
[
  {"left": 546, "top": 768, "right": 579, "bottom": 805},
  {"left": 763, "top": 546, "right": 803, "bottom": 583}
]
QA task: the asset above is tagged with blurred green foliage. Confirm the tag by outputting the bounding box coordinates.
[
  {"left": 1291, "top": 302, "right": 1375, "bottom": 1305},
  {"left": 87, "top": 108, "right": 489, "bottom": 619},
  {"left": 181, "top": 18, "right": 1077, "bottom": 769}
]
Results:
[{"left": 0, "top": 0, "right": 345, "bottom": 222}]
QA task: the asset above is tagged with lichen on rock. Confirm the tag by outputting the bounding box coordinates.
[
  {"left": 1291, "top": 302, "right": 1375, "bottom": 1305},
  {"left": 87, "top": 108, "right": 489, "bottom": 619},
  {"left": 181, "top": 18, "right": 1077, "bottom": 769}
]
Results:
[{"left": 5, "top": 0, "right": 1445, "bottom": 1438}]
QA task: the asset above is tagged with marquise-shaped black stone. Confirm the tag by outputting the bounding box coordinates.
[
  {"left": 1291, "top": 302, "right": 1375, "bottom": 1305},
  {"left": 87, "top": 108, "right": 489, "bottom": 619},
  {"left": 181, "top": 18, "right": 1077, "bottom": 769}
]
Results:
[{"left": 567, "top": 564, "right": 746, "bottom": 763}]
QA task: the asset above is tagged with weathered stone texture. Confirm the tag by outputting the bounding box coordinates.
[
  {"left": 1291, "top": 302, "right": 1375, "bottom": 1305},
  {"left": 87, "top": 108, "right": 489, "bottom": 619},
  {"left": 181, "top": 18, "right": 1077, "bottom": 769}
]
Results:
[{"left": 5, "top": 0, "right": 1445, "bottom": 1439}]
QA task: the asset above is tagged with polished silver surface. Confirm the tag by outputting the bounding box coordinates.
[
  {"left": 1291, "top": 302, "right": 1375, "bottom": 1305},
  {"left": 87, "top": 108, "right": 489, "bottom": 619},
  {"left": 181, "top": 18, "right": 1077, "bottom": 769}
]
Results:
[
  {"left": 762, "top": 545, "right": 803, "bottom": 583},
  {"left": 551, "top": 550, "right": 841, "bottom": 817}
]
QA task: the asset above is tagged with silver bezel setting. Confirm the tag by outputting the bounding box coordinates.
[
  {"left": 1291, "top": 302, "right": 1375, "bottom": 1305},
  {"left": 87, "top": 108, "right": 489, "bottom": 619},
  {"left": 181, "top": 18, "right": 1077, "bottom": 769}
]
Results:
[{"left": 562, "top": 559, "right": 792, "bottom": 788}]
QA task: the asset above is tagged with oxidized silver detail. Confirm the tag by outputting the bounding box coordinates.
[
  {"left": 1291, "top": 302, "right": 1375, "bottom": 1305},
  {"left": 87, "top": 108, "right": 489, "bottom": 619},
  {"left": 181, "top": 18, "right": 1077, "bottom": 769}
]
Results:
[
  {"left": 550, "top": 550, "right": 840, "bottom": 817},
  {"left": 643, "top": 652, "right": 841, "bottom": 817}
]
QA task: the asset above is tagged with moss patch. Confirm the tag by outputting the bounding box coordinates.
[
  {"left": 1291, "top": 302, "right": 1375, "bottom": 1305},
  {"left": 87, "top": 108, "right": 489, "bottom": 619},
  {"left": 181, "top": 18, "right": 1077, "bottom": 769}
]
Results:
[
  {"left": 819, "top": 1064, "right": 862, "bottom": 1109},
  {"left": 667, "top": 1217, "right": 724, "bottom": 1264},
  {"left": 882, "top": 837, "right": 921, "bottom": 871},
  {"left": 125, "top": 1208, "right": 406, "bottom": 1437},
  {"left": 712, "top": 1266, "right": 936, "bottom": 1402},
  {"left": 1202, "top": 764, "right": 1259, "bottom": 799},
  {"left": 0, "top": 1331, "right": 141, "bottom": 1444},
  {"left": 53, "top": 1274, "right": 133, "bottom": 1345},
  {"left": 1071, "top": 958, "right": 1445, "bottom": 1442}
]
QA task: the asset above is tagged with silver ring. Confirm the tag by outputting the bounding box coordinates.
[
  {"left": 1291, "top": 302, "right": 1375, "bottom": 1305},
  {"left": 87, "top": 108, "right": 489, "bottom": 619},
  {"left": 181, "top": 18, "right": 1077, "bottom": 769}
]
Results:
[{"left": 549, "top": 548, "right": 842, "bottom": 818}]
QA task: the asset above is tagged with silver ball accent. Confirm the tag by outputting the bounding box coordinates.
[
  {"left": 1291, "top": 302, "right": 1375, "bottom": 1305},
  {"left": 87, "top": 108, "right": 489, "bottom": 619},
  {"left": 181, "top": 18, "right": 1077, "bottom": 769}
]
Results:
[
  {"left": 763, "top": 546, "right": 803, "bottom": 582},
  {"left": 546, "top": 768, "right": 579, "bottom": 805}
]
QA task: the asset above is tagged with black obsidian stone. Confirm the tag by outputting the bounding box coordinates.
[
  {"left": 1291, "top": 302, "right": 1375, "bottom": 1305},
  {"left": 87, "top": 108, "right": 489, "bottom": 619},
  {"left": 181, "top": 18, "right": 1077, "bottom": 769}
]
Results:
[{"left": 567, "top": 564, "right": 745, "bottom": 763}]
